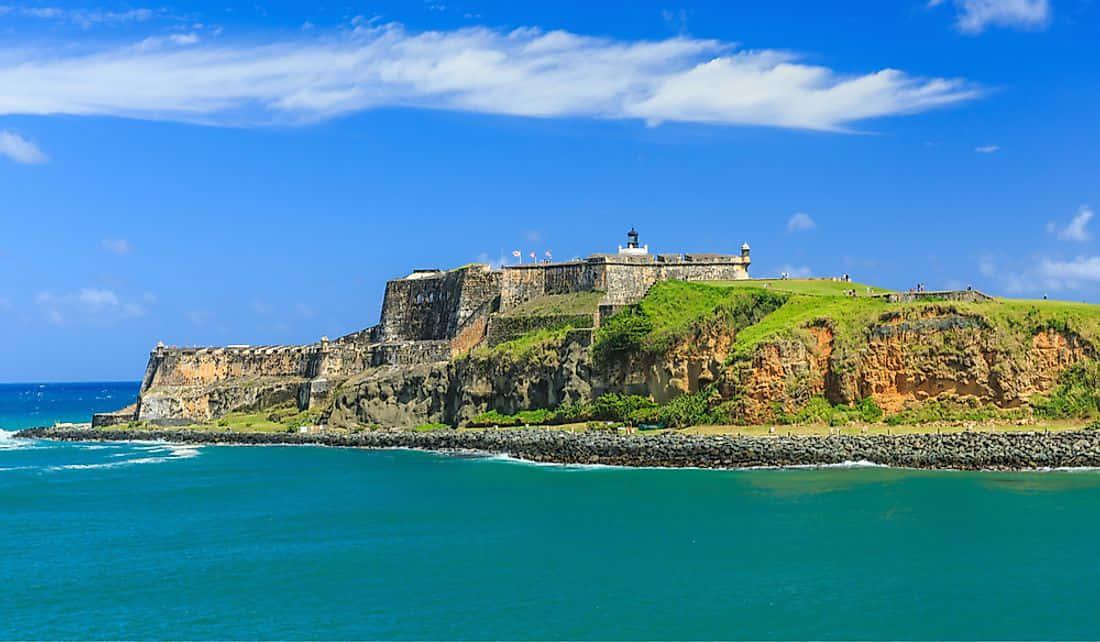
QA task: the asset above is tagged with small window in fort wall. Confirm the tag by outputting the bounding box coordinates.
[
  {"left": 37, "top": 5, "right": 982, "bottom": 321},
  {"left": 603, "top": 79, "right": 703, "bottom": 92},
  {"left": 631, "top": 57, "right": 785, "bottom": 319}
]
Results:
[
  {"left": 429, "top": 293, "right": 435, "bottom": 303},
  {"left": 416, "top": 294, "right": 423, "bottom": 304}
]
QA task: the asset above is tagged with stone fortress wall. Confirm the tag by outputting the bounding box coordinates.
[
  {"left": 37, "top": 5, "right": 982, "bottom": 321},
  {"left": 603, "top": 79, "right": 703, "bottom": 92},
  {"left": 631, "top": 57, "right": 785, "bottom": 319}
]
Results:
[{"left": 114, "top": 231, "right": 753, "bottom": 425}]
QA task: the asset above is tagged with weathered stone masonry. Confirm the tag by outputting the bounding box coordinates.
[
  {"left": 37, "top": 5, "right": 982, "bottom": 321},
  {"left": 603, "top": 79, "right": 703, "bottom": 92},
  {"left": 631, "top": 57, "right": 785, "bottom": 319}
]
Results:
[{"left": 106, "top": 232, "right": 753, "bottom": 425}]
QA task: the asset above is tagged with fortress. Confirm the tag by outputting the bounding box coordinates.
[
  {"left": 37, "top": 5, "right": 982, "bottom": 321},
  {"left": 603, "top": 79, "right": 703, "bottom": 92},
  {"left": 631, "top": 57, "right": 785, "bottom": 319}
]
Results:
[{"left": 101, "top": 230, "right": 752, "bottom": 425}]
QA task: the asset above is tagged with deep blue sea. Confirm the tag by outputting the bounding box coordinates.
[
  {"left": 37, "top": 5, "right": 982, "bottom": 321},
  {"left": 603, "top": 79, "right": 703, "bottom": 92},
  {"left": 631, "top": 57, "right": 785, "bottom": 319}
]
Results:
[{"left": 4, "top": 383, "right": 1100, "bottom": 639}]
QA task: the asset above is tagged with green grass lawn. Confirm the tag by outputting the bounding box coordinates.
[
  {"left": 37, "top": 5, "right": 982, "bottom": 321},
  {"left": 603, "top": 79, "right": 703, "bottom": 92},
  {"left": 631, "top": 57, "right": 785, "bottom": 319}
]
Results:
[
  {"left": 498, "top": 291, "right": 604, "bottom": 318},
  {"left": 719, "top": 278, "right": 894, "bottom": 296}
]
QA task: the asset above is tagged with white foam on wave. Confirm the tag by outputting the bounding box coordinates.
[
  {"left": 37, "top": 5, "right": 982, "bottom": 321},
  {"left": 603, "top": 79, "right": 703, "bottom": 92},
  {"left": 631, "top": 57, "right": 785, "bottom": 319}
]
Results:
[
  {"left": 477, "top": 452, "right": 894, "bottom": 472},
  {"left": 774, "top": 460, "right": 891, "bottom": 470},
  {"left": 45, "top": 444, "right": 202, "bottom": 472},
  {"left": 0, "top": 429, "right": 40, "bottom": 451}
]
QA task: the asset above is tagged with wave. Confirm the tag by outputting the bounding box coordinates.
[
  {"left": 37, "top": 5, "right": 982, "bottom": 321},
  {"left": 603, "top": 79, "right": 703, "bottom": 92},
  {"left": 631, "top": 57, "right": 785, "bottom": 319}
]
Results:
[
  {"left": 478, "top": 453, "right": 893, "bottom": 471},
  {"left": 45, "top": 444, "right": 202, "bottom": 472},
  {"left": 0, "top": 429, "right": 39, "bottom": 451}
]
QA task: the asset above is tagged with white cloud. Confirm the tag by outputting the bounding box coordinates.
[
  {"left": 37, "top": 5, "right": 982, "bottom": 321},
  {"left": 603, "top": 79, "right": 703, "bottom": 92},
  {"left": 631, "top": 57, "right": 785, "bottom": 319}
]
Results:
[
  {"left": 974, "top": 144, "right": 1000, "bottom": 153},
  {"left": 0, "top": 22, "right": 981, "bottom": 132},
  {"left": 100, "top": 238, "right": 133, "bottom": 254},
  {"left": 476, "top": 252, "right": 507, "bottom": 269},
  {"left": 778, "top": 265, "right": 813, "bottom": 279},
  {"left": 0, "top": 6, "right": 156, "bottom": 27},
  {"left": 136, "top": 32, "right": 200, "bottom": 51},
  {"left": 0, "top": 296, "right": 11, "bottom": 311},
  {"left": 786, "top": 212, "right": 816, "bottom": 232},
  {"left": 1039, "top": 256, "right": 1100, "bottom": 284},
  {"left": 295, "top": 302, "right": 315, "bottom": 318},
  {"left": 34, "top": 288, "right": 147, "bottom": 324},
  {"left": 0, "top": 131, "right": 48, "bottom": 164},
  {"left": 1051, "top": 206, "right": 1094, "bottom": 242},
  {"left": 933, "top": 0, "right": 1051, "bottom": 34},
  {"left": 250, "top": 299, "right": 273, "bottom": 315},
  {"left": 188, "top": 309, "right": 210, "bottom": 326}
]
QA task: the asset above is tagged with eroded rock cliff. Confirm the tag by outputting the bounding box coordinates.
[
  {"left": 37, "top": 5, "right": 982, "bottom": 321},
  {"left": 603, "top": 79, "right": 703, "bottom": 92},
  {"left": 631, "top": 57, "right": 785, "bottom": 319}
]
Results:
[{"left": 115, "top": 283, "right": 1100, "bottom": 429}]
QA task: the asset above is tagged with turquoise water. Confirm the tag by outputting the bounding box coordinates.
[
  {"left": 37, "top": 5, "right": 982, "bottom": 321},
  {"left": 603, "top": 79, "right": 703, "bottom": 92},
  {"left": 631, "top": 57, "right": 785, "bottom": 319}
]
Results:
[
  {"left": 0, "top": 381, "right": 139, "bottom": 430},
  {"left": 4, "top": 385, "right": 1100, "bottom": 639}
]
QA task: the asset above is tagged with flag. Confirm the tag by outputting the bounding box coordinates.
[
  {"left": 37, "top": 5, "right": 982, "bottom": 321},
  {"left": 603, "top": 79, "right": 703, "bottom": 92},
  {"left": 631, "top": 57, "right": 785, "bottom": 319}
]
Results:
[
  {"left": 511, "top": 250, "right": 521, "bottom": 258},
  {"left": 544, "top": 251, "right": 552, "bottom": 259},
  {"left": 529, "top": 252, "right": 536, "bottom": 260}
]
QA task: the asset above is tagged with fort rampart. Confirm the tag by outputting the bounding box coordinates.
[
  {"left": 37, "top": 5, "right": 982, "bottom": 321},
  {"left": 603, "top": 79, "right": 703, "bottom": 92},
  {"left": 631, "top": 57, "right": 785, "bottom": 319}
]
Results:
[{"left": 119, "top": 234, "right": 754, "bottom": 424}]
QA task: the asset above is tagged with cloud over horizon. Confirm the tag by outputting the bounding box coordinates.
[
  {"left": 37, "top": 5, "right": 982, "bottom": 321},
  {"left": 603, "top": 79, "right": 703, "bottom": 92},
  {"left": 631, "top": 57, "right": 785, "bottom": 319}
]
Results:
[
  {"left": 0, "top": 130, "right": 48, "bottom": 164},
  {"left": 1049, "top": 206, "right": 1094, "bottom": 242},
  {"left": 34, "top": 288, "right": 149, "bottom": 325},
  {"left": 931, "top": 0, "right": 1051, "bottom": 34},
  {"left": 100, "top": 239, "right": 134, "bottom": 255},
  {"left": 0, "top": 21, "right": 982, "bottom": 131},
  {"left": 786, "top": 212, "right": 817, "bottom": 232}
]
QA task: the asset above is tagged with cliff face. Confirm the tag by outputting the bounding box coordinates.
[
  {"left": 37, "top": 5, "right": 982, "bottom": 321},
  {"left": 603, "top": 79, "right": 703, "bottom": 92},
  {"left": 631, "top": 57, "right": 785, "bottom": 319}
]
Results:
[
  {"left": 720, "top": 308, "right": 1095, "bottom": 424},
  {"left": 113, "top": 283, "right": 1100, "bottom": 429}
]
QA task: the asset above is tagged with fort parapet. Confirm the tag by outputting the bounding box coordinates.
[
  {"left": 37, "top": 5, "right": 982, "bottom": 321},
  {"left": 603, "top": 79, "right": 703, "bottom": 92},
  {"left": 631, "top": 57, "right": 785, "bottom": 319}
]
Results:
[{"left": 107, "top": 230, "right": 753, "bottom": 426}]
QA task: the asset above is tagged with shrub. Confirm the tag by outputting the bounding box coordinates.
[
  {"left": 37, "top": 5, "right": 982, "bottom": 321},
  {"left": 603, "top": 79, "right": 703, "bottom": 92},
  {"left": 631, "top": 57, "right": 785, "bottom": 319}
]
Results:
[
  {"left": 414, "top": 423, "right": 450, "bottom": 432},
  {"left": 593, "top": 309, "right": 653, "bottom": 363},
  {"left": 588, "top": 393, "right": 658, "bottom": 423},
  {"left": 856, "top": 397, "right": 884, "bottom": 423},
  {"left": 655, "top": 387, "right": 719, "bottom": 428},
  {"left": 884, "top": 399, "right": 1018, "bottom": 426},
  {"left": 1032, "top": 362, "right": 1100, "bottom": 419}
]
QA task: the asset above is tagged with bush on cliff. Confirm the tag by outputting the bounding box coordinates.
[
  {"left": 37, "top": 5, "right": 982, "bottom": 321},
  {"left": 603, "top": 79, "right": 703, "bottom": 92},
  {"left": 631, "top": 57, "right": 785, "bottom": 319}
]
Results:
[
  {"left": 653, "top": 387, "right": 722, "bottom": 428},
  {"left": 1032, "top": 362, "right": 1100, "bottom": 419},
  {"left": 466, "top": 394, "right": 657, "bottom": 427},
  {"left": 884, "top": 399, "right": 1020, "bottom": 426},
  {"left": 593, "top": 309, "right": 653, "bottom": 363},
  {"left": 773, "top": 396, "right": 884, "bottom": 426}
]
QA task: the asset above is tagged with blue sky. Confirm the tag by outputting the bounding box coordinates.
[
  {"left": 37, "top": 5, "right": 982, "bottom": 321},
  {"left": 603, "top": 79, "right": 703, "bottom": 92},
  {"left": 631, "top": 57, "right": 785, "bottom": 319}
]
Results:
[{"left": 1, "top": 0, "right": 1097, "bottom": 381}]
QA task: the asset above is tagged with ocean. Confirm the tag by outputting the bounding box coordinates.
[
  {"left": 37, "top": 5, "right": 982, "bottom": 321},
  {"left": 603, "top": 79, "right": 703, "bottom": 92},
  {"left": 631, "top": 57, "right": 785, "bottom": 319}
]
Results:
[{"left": 3, "top": 383, "right": 1100, "bottom": 640}]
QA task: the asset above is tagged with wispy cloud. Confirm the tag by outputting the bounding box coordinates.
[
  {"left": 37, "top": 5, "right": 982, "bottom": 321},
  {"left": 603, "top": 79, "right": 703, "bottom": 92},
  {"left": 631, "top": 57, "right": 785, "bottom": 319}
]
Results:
[
  {"left": 974, "top": 144, "right": 1000, "bottom": 153},
  {"left": 34, "top": 288, "right": 148, "bottom": 324},
  {"left": 931, "top": 0, "right": 1052, "bottom": 34},
  {"left": 1047, "top": 206, "right": 1094, "bottom": 242},
  {"left": 100, "top": 239, "right": 133, "bottom": 255},
  {"left": 980, "top": 249, "right": 1100, "bottom": 295},
  {"left": 0, "top": 5, "right": 156, "bottom": 27},
  {"left": 136, "top": 32, "right": 200, "bottom": 51},
  {"left": 1039, "top": 256, "right": 1100, "bottom": 284},
  {"left": 786, "top": 212, "right": 816, "bottom": 232},
  {"left": 0, "top": 130, "right": 47, "bottom": 164},
  {"left": 778, "top": 265, "right": 813, "bottom": 279},
  {"left": 0, "top": 21, "right": 981, "bottom": 132}
]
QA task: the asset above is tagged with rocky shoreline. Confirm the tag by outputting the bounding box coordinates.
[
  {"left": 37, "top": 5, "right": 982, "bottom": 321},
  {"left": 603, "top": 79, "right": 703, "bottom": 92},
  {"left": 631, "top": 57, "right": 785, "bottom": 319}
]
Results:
[{"left": 16, "top": 426, "right": 1100, "bottom": 470}]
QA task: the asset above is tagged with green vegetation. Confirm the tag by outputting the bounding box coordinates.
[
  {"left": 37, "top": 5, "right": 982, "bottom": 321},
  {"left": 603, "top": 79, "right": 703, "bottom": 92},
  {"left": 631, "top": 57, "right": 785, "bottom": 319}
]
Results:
[
  {"left": 473, "top": 325, "right": 578, "bottom": 362},
  {"left": 1032, "top": 362, "right": 1100, "bottom": 420},
  {"left": 467, "top": 390, "right": 726, "bottom": 429},
  {"left": 729, "top": 293, "right": 889, "bottom": 362},
  {"left": 198, "top": 406, "right": 319, "bottom": 432},
  {"left": 594, "top": 281, "right": 788, "bottom": 362},
  {"left": 772, "top": 396, "right": 885, "bottom": 427},
  {"left": 413, "top": 422, "right": 451, "bottom": 432},
  {"left": 883, "top": 400, "right": 1023, "bottom": 426},
  {"left": 498, "top": 291, "right": 604, "bottom": 318},
  {"left": 720, "top": 278, "right": 893, "bottom": 297}
]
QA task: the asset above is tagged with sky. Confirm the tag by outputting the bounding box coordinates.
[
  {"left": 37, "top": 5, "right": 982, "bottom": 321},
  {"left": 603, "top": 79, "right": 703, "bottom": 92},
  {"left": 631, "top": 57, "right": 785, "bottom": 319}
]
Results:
[{"left": 1, "top": 0, "right": 1098, "bottom": 381}]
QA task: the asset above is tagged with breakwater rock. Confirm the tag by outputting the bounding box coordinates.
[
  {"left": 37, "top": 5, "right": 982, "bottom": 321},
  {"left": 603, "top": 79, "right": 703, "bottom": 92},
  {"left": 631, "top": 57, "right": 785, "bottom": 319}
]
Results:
[{"left": 16, "top": 426, "right": 1100, "bottom": 470}]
